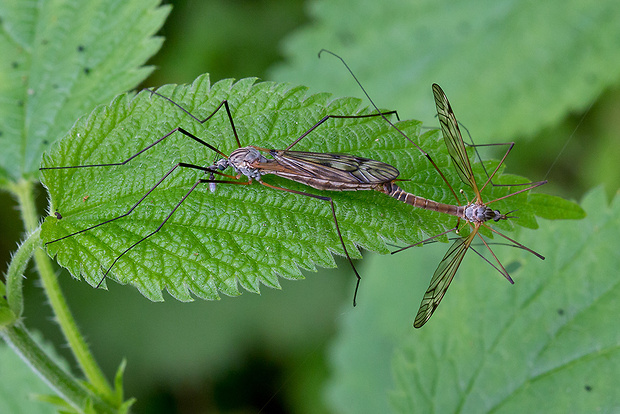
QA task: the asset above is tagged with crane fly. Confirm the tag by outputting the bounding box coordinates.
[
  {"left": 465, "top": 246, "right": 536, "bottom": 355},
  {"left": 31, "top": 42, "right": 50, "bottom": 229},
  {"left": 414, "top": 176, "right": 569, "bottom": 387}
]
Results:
[
  {"left": 319, "top": 50, "right": 547, "bottom": 327},
  {"left": 383, "top": 84, "right": 546, "bottom": 328},
  {"left": 41, "top": 87, "right": 402, "bottom": 305}
]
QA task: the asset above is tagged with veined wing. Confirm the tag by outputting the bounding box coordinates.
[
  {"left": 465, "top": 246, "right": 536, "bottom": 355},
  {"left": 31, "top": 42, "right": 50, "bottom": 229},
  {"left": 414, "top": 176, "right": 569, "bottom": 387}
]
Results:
[
  {"left": 432, "top": 84, "right": 479, "bottom": 195},
  {"left": 270, "top": 150, "right": 400, "bottom": 184},
  {"left": 413, "top": 228, "right": 477, "bottom": 328}
]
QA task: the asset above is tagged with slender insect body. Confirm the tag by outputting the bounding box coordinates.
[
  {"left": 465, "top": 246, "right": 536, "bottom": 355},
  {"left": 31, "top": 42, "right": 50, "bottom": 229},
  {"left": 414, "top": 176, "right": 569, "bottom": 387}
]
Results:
[
  {"left": 381, "top": 181, "right": 463, "bottom": 217},
  {"left": 383, "top": 180, "right": 505, "bottom": 224},
  {"left": 207, "top": 145, "right": 399, "bottom": 193},
  {"left": 405, "top": 83, "right": 545, "bottom": 327}
]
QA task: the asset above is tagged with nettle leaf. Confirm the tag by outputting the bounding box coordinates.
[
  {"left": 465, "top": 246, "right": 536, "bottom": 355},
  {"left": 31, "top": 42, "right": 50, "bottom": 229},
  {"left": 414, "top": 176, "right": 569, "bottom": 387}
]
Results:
[
  {"left": 0, "top": 332, "right": 72, "bottom": 414},
  {"left": 270, "top": 0, "right": 620, "bottom": 143},
  {"left": 325, "top": 188, "right": 615, "bottom": 414},
  {"left": 0, "top": 0, "right": 169, "bottom": 185},
  {"left": 390, "top": 187, "right": 619, "bottom": 413},
  {"left": 40, "top": 76, "right": 569, "bottom": 301}
]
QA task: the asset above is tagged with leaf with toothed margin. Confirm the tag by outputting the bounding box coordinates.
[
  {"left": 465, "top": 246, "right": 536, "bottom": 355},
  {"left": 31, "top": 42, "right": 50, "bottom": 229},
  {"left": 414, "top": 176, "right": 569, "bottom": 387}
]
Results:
[
  {"left": 0, "top": 0, "right": 170, "bottom": 185},
  {"left": 39, "top": 75, "right": 578, "bottom": 302}
]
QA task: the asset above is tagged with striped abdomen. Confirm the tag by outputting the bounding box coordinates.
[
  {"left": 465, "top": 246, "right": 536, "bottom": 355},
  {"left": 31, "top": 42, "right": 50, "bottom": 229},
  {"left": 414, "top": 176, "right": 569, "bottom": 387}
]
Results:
[{"left": 382, "top": 182, "right": 463, "bottom": 218}]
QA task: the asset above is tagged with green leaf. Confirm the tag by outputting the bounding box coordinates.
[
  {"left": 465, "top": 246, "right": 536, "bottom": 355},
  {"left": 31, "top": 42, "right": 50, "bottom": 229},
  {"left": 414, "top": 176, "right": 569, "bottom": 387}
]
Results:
[
  {"left": 324, "top": 187, "right": 619, "bottom": 414},
  {"left": 112, "top": 360, "right": 135, "bottom": 414},
  {"left": 0, "top": 0, "right": 170, "bottom": 185},
  {"left": 0, "top": 332, "right": 71, "bottom": 414},
  {"left": 40, "top": 75, "right": 565, "bottom": 302},
  {"left": 270, "top": 0, "right": 620, "bottom": 144},
  {"left": 529, "top": 193, "right": 587, "bottom": 220}
]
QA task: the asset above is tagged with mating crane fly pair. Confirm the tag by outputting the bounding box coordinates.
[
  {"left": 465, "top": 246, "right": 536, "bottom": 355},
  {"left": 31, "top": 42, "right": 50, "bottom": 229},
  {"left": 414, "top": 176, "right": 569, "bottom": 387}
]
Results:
[{"left": 41, "top": 71, "right": 545, "bottom": 328}]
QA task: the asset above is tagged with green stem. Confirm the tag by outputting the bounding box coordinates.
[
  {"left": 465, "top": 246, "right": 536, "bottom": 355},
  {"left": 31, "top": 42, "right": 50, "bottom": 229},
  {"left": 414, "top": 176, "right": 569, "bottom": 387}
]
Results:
[
  {"left": 5, "top": 227, "right": 39, "bottom": 318},
  {"left": 10, "top": 179, "right": 116, "bottom": 402},
  {"left": 0, "top": 323, "right": 115, "bottom": 414},
  {"left": 12, "top": 178, "right": 39, "bottom": 234},
  {"left": 35, "top": 248, "right": 117, "bottom": 398}
]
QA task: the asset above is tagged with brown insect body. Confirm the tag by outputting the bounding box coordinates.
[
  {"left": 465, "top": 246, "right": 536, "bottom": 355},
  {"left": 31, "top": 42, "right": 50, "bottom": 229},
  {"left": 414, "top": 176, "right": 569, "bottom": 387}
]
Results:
[{"left": 221, "top": 145, "right": 399, "bottom": 192}]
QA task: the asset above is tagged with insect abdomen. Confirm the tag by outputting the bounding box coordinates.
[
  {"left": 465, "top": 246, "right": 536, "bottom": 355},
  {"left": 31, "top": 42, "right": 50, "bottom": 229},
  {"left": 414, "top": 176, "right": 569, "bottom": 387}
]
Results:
[{"left": 382, "top": 182, "right": 462, "bottom": 217}]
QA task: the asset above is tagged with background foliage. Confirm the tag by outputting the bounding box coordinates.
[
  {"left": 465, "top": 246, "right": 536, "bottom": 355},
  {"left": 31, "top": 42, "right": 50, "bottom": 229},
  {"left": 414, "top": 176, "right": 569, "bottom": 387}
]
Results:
[{"left": 1, "top": 0, "right": 619, "bottom": 413}]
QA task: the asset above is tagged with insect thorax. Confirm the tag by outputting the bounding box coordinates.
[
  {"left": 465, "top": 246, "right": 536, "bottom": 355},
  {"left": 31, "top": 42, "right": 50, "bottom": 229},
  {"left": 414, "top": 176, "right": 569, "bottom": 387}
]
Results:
[
  {"left": 228, "top": 147, "right": 268, "bottom": 180},
  {"left": 463, "top": 203, "right": 504, "bottom": 223}
]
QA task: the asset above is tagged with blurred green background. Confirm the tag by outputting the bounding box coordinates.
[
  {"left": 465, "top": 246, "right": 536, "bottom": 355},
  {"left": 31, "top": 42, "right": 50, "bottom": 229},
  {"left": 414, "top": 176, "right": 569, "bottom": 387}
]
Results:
[{"left": 2, "top": 0, "right": 620, "bottom": 413}]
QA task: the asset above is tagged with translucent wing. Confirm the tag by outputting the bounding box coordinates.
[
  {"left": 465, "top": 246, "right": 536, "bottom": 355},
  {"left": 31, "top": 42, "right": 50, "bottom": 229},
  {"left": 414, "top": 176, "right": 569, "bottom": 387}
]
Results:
[
  {"left": 432, "top": 84, "right": 478, "bottom": 195},
  {"left": 413, "top": 228, "right": 477, "bottom": 328},
  {"left": 270, "top": 150, "right": 400, "bottom": 184}
]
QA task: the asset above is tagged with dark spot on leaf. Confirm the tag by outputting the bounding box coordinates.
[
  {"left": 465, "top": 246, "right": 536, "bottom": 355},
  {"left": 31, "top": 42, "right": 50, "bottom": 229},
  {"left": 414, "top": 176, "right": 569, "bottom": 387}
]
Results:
[
  {"left": 54, "top": 212, "right": 63, "bottom": 220},
  {"left": 557, "top": 308, "right": 564, "bottom": 315},
  {"left": 53, "top": 84, "right": 59, "bottom": 89},
  {"left": 43, "top": 140, "right": 49, "bottom": 145},
  {"left": 584, "top": 385, "right": 592, "bottom": 392},
  {"left": 17, "top": 100, "right": 23, "bottom": 107},
  {"left": 77, "top": 45, "right": 85, "bottom": 52},
  {"left": 12, "top": 62, "right": 18, "bottom": 69},
  {"left": 41, "top": 39, "right": 48, "bottom": 45},
  {"left": 84, "top": 67, "right": 91, "bottom": 75}
]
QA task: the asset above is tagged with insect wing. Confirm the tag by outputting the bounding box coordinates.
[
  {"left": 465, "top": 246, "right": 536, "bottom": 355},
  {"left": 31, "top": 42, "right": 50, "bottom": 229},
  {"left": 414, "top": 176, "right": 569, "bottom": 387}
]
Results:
[
  {"left": 273, "top": 150, "right": 400, "bottom": 184},
  {"left": 413, "top": 229, "right": 476, "bottom": 328},
  {"left": 432, "top": 84, "right": 478, "bottom": 194}
]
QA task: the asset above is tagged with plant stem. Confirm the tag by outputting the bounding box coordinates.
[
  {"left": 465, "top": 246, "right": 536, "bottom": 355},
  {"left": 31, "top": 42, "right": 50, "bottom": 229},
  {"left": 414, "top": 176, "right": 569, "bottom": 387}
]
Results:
[
  {"left": 10, "top": 179, "right": 116, "bottom": 402},
  {"left": 4, "top": 227, "right": 39, "bottom": 318},
  {"left": 12, "top": 178, "right": 39, "bottom": 234}
]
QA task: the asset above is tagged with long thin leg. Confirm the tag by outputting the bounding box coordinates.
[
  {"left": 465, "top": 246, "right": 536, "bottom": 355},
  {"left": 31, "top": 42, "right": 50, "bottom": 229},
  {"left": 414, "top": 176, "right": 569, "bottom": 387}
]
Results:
[
  {"left": 486, "top": 179, "right": 547, "bottom": 205},
  {"left": 461, "top": 139, "right": 548, "bottom": 204},
  {"left": 475, "top": 233, "right": 514, "bottom": 283},
  {"left": 321, "top": 52, "right": 546, "bottom": 211},
  {"left": 464, "top": 141, "right": 548, "bottom": 193},
  {"left": 95, "top": 176, "right": 250, "bottom": 287},
  {"left": 484, "top": 223, "right": 545, "bottom": 260},
  {"left": 147, "top": 86, "right": 401, "bottom": 154},
  {"left": 93, "top": 173, "right": 364, "bottom": 303},
  {"left": 258, "top": 180, "right": 362, "bottom": 306},
  {"left": 458, "top": 124, "right": 545, "bottom": 189},
  {"left": 318, "top": 49, "right": 460, "bottom": 203},
  {"left": 390, "top": 225, "right": 459, "bottom": 254},
  {"left": 40, "top": 109, "right": 232, "bottom": 171},
  {"left": 144, "top": 89, "right": 242, "bottom": 148},
  {"left": 46, "top": 162, "right": 218, "bottom": 246},
  {"left": 465, "top": 141, "right": 548, "bottom": 205},
  {"left": 468, "top": 245, "right": 511, "bottom": 277},
  {"left": 284, "top": 111, "right": 399, "bottom": 150}
]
